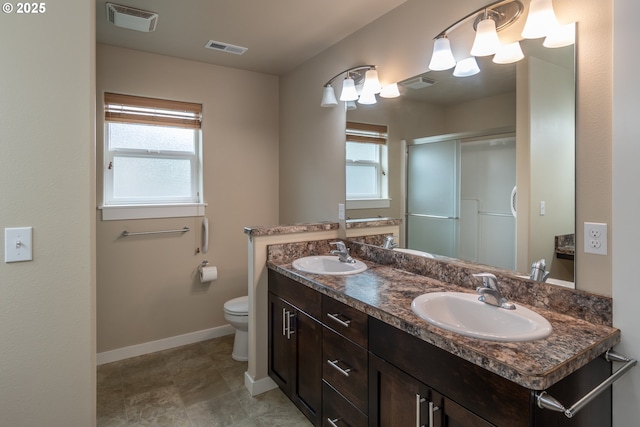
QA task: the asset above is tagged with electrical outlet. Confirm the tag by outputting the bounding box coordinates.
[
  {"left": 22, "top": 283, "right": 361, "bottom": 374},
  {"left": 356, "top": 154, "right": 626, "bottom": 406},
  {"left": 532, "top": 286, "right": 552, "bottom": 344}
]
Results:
[{"left": 584, "top": 222, "right": 607, "bottom": 255}]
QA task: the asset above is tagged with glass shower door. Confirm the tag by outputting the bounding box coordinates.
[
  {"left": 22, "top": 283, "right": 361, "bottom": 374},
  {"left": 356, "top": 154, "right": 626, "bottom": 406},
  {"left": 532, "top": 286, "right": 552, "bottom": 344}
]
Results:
[{"left": 406, "top": 139, "right": 460, "bottom": 257}]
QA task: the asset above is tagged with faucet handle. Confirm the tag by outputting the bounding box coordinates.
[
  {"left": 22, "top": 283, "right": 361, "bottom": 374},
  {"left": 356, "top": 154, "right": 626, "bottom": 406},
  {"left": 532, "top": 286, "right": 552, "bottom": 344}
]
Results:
[
  {"left": 330, "top": 241, "right": 347, "bottom": 252},
  {"left": 472, "top": 273, "right": 498, "bottom": 290}
]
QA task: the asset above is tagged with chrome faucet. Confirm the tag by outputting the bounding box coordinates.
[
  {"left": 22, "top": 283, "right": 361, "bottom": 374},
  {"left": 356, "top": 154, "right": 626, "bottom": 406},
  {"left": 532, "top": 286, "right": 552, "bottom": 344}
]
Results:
[
  {"left": 530, "top": 259, "right": 551, "bottom": 282},
  {"left": 330, "top": 241, "right": 355, "bottom": 263},
  {"left": 473, "top": 273, "right": 515, "bottom": 310},
  {"left": 382, "top": 235, "right": 398, "bottom": 249}
]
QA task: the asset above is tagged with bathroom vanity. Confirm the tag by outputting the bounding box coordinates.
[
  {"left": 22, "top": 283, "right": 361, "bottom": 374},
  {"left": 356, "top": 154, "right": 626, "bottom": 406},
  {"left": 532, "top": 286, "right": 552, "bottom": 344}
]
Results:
[{"left": 266, "top": 240, "right": 620, "bottom": 427}]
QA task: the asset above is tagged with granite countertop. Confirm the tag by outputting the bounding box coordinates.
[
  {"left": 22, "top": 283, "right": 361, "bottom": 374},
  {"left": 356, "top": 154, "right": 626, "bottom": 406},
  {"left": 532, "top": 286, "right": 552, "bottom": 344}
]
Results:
[{"left": 268, "top": 258, "right": 620, "bottom": 391}]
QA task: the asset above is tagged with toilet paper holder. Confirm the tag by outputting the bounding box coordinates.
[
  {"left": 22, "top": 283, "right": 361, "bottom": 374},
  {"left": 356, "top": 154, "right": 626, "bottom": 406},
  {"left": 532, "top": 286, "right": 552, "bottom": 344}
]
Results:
[{"left": 198, "top": 260, "right": 209, "bottom": 272}]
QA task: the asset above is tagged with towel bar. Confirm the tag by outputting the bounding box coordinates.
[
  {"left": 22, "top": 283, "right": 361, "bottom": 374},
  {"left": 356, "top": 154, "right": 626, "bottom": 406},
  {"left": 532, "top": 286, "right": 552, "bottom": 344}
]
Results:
[
  {"left": 536, "top": 350, "right": 637, "bottom": 418},
  {"left": 121, "top": 226, "right": 190, "bottom": 237}
]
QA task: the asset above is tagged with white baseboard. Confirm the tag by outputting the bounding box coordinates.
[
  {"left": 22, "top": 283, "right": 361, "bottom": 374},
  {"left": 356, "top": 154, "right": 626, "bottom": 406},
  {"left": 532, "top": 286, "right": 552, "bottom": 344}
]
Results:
[
  {"left": 97, "top": 324, "right": 235, "bottom": 365},
  {"left": 244, "top": 370, "right": 278, "bottom": 396}
]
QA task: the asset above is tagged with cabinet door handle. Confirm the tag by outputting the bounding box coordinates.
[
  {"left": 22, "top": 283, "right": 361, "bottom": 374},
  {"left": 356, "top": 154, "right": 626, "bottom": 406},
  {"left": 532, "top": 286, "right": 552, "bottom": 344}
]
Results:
[
  {"left": 428, "top": 401, "right": 440, "bottom": 427},
  {"left": 327, "top": 417, "right": 341, "bottom": 427},
  {"left": 282, "top": 308, "right": 287, "bottom": 337},
  {"left": 327, "top": 359, "right": 352, "bottom": 377},
  {"left": 327, "top": 312, "right": 351, "bottom": 328},
  {"left": 416, "top": 394, "right": 426, "bottom": 427},
  {"left": 286, "top": 311, "right": 295, "bottom": 339}
]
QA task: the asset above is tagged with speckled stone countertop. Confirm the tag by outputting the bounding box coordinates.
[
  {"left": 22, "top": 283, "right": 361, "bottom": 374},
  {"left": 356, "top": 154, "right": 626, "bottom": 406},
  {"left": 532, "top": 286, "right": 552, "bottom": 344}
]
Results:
[
  {"left": 244, "top": 222, "right": 338, "bottom": 237},
  {"left": 267, "top": 240, "right": 620, "bottom": 391},
  {"left": 346, "top": 217, "right": 402, "bottom": 228}
]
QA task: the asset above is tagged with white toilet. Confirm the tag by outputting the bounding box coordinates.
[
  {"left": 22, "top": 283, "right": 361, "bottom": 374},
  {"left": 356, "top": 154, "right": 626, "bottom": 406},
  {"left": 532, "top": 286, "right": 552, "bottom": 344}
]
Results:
[{"left": 223, "top": 295, "right": 249, "bottom": 361}]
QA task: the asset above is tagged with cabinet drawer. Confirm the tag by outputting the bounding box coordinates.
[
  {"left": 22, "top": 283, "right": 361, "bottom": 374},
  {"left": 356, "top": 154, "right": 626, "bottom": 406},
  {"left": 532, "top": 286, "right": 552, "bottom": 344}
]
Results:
[
  {"left": 323, "top": 327, "right": 368, "bottom": 413},
  {"left": 322, "top": 295, "right": 368, "bottom": 348},
  {"left": 322, "top": 381, "right": 367, "bottom": 427},
  {"left": 269, "top": 269, "right": 321, "bottom": 319}
]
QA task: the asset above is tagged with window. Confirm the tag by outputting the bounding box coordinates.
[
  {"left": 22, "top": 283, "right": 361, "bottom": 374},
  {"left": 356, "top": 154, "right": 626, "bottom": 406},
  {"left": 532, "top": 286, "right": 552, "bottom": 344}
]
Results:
[
  {"left": 101, "top": 93, "right": 204, "bottom": 220},
  {"left": 346, "top": 121, "right": 389, "bottom": 209}
]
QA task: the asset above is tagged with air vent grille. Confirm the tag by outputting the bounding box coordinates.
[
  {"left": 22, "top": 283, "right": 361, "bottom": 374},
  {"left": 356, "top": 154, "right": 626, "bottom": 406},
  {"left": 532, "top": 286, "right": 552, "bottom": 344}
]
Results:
[
  {"left": 106, "top": 3, "right": 158, "bottom": 32},
  {"left": 204, "top": 40, "right": 248, "bottom": 55},
  {"left": 401, "top": 76, "right": 437, "bottom": 90}
]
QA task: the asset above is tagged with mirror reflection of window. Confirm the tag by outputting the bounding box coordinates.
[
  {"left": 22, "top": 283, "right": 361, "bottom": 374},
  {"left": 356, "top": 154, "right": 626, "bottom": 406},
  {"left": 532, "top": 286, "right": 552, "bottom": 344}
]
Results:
[{"left": 345, "top": 122, "right": 389, "bottom": 209}]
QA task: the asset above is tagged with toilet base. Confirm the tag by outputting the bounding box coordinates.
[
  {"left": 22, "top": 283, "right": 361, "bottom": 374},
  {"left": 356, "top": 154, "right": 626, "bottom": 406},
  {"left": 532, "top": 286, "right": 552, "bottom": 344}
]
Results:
[{"left": 231, "top": 329, "right": 248, "bottom": 361}]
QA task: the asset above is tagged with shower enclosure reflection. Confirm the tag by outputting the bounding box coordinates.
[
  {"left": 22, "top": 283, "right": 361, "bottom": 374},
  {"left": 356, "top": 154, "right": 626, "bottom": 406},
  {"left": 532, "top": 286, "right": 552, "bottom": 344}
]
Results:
[{"left": 346, "top": 36, "right": 575, "bottom": 283}]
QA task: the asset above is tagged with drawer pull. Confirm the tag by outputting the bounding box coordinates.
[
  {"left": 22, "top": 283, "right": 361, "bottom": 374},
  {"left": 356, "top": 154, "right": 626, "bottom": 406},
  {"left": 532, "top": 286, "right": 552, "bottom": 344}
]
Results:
[
  {"left": 282, "top": 308, "right": 287, "bottom": 337},
  {"left": 327, "top": 312, "right": 351, "bottom": 328},
  {"left": 428, "top": 401, "right": 440, "bottom": 427},
  {"left": 286, "top": 311, "right": 295, "bottom": 339},
  {"left": 327, "top": 417, "right": 341, "bottom": 427},
  {"left": 327, "top": 359, "right": 352, "bottom": 377},
  {"left": 416, "top": 394, "right": 426, "bottom": 427}
]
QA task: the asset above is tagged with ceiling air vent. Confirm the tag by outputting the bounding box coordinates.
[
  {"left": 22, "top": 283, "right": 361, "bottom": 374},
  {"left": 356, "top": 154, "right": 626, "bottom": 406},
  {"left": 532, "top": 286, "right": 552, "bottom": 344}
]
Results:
[
  {"left": 204, "top": 40, "right": 248, "bottom": 55},
  {"left": 106, "top": 3, "right": 158, "bottom": 33},
  {"left": 401, "top": 76, "right": 437, "bottom": 90}
]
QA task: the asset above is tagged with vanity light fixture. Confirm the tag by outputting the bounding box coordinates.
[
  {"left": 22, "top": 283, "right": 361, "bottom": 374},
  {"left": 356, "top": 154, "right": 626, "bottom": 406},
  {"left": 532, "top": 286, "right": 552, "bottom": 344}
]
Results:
[
  {"left": 428, "top": 36, "right": 457, "bottom": 71},
  {"left": 379, "top": 83, "right": 400, "bottom": 98},
  {"left": 492, "top": 41, "right": 524, "bottom": 64},
  {"left": 321, "top": 65, "right": 398, "bottom": 108},
  {"left": 543, "top": 22, "right": 576, "bottom": 48},
  {"left": 453, "top": 57, "right": 481, "bottom": 77},
  {"left": 427, "top": 0, "right": 575, "bottom": 78},
  {"left": 521, "top": 0, "right": 559, "bottom": 39},
  {"left": 470, "top": 10, "right": 502, "bottom": 57}
]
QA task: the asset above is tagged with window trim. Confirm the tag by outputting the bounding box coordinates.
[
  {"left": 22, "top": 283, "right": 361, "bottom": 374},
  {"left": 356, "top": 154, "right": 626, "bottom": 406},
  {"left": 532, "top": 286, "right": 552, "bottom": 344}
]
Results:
[{"left": 101, "top": 92, "right": 205, "bottom": 220}]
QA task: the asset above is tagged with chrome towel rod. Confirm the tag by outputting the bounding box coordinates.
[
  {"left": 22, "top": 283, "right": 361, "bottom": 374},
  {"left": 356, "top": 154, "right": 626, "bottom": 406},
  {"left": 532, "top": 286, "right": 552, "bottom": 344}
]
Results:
[
  {"left": 536, "top": 350, "right": 637, "bottom": 418},
  {"left": 121, "top": 226, "right": 190, "bottom": 237}
]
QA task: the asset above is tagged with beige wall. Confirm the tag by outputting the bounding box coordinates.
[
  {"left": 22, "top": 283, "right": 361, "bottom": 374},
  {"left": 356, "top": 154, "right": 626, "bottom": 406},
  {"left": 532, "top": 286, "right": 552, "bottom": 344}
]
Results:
[
  {"left": 96, "top": 45, "right": 279, "bottom": 352},
  {"left": 279, "top": 0, "right": 612, "bottom": 296},
  {"left": 0, "top": 1, "right": 96, "bottom": 425},
  {"left": 612, "top": 0, "right": 640, "bottom": 422}
]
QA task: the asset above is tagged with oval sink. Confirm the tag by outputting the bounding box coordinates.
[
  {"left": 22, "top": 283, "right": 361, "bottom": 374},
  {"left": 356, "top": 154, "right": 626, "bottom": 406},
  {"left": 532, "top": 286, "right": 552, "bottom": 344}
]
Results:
[
  {"left": 411, "top": 292, "right": 552, "bottom": 342},
  {"left": 292, "top": 255, "right": 368, "bottom": 276},
  {"left": 394, "top": 248, "right": 435, "bottom": 258}
]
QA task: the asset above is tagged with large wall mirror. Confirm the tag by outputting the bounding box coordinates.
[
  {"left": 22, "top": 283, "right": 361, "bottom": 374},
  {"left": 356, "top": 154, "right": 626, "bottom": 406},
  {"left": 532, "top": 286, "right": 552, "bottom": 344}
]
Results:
[{"left": 346, "top": 33, "right": 575, "bottom": 286}]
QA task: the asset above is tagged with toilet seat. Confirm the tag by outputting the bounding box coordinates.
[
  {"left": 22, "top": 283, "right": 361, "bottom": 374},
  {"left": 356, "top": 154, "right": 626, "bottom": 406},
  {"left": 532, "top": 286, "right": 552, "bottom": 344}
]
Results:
[{"left": 224, "top": 296, "right": 248, "bottom": 315}]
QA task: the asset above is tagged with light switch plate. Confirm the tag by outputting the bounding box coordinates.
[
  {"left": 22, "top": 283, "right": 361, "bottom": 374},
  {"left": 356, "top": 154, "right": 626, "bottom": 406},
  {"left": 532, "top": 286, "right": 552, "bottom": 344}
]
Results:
[{"left": 5, "top": 227, "right": 33, "bottom": 262}]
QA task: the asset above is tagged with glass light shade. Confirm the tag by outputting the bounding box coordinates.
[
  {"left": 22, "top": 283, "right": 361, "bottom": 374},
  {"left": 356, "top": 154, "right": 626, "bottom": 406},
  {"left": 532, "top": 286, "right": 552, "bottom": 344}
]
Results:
[
  {"left": 521, "top": 0, "right": 559, "bottom": 39},
  {"left": 470, "top": 18, "right": 501, "bottom": 56},
  {"left": 543, "top": 22, "right": 575, "bottom": 48},
  {"left": 361, "top": 69, "right": 382, "bottom": 95},
  {"left": 453, "top": 57, "right": 480, "bottom": 77},
  {"left": 379, "top": 83, "right": 400, "bottom": 98},
  {"left": 339, "top": 78, "right": 359, "bottom": 101},
  {"left": 357, "top": 91, "right": 377, "bottom": 105},
  {"left": 346, "top": 100, "right": 357, "bottom": 110},
  {"left": 492, "top": 41, "right": 525, "bottom": 64},
  {"left": 320, "top": 84, "right": 338, "bottom": 107},
  {"left": 428, "top": 37, "right": 456, "bottom": 71}
]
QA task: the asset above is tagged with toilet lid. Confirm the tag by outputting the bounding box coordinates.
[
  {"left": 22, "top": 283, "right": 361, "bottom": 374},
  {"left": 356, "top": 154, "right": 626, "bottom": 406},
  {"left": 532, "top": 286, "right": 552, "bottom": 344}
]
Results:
[{"left": 224, "top": 296, "right": 248, "bottom": 315}]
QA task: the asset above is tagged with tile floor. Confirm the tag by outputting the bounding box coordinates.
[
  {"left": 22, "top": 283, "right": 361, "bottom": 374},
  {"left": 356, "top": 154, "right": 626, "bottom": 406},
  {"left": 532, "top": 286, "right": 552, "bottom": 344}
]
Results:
[{"left": 97, "top": 335, "right": 313, "bottom": 426}]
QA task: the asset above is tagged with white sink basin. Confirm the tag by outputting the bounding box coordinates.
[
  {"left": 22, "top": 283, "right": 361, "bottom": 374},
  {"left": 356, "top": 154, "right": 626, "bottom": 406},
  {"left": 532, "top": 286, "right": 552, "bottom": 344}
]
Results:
[
  {"left": 394, "top": 248, "right": 435, "bottom": 258},
  {"left": 411, "top": 292, "right": 552, "bottom": 342},
  {"left": 292, "top": 255, "right": 368, "bottom": 276}
]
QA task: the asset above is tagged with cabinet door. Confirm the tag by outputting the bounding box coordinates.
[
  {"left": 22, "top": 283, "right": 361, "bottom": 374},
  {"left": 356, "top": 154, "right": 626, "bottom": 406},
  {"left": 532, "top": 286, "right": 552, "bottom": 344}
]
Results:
[
  {"left": 268, "top": 292, "right": 294, "bottom": 392},
  {"left": 431, "top": 391, "right": 495, "bottom": 427},
  {"left": 292, "top": 308, "right": 323, "bottom": 426},
  {"left": 369, "top": 354, "right": 431, "bottom": 427}
]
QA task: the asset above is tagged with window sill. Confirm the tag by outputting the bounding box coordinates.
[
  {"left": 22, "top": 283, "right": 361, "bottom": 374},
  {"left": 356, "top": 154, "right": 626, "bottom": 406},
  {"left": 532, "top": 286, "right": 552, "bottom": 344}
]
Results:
[
  {"left": 346, "top": 198, "right": 391, "bottom": 210},
  {"left": 99, "top": 203, "right": 207, "bottom": 221}
]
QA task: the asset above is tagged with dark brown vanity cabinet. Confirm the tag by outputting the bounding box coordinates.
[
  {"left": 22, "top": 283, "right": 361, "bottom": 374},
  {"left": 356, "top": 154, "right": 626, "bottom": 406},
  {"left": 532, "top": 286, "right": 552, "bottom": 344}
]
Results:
[
  {"left": 268, "top": 270, "right": 612, "bottom": 427},
  {"left": 268, "top": 272, "right": 322, "bottom": 426},
  {"left": 322, "top": 295, "right": 369, "bottom": 427},
  {"left": 369, "top": 318, "right": 612, "bottom": 427},
  {"left": 369, "top": 354, "right": 493, "bottom": 427}
]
